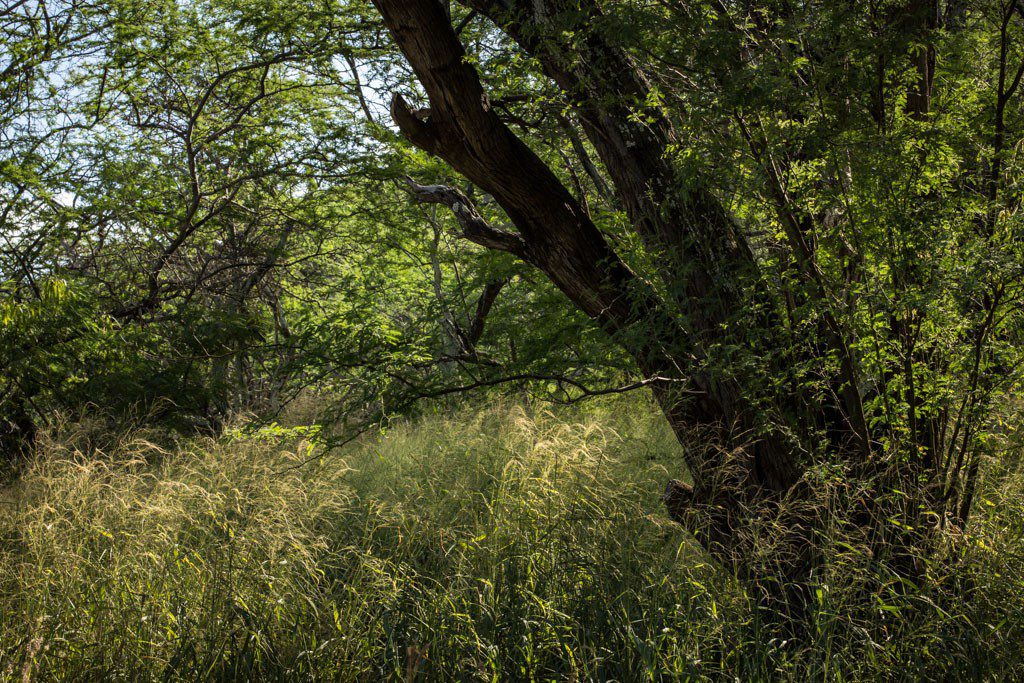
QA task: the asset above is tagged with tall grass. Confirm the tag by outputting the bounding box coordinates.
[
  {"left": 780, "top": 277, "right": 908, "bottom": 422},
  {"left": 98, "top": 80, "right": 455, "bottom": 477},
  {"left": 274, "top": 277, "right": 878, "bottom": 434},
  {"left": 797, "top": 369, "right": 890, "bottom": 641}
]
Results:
[{"left": 1, "top": 398, "right": 1023, "bottom": 681}]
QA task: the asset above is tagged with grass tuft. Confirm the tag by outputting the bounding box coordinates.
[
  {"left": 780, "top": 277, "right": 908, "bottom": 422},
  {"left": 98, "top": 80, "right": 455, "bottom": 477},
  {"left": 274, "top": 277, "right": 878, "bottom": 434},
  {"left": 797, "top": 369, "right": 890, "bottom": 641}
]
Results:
[{"left": 1, "top": 398, "right": 1023, "bottom": 681}]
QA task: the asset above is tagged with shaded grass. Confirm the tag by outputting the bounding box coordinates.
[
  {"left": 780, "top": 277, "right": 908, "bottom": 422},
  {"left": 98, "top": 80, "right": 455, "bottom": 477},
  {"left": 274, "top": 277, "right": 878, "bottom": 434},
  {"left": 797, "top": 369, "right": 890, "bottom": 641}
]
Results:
[{"left": 1, "top": 398, "right": 1022, "bottom": 681}]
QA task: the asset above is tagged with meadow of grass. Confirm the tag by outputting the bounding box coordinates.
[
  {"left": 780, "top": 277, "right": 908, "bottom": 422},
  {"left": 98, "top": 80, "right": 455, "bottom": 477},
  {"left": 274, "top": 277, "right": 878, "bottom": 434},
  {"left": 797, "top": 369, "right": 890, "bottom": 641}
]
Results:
[{"left": 1, "top": 397, "right": 1023, "bottom": 681}]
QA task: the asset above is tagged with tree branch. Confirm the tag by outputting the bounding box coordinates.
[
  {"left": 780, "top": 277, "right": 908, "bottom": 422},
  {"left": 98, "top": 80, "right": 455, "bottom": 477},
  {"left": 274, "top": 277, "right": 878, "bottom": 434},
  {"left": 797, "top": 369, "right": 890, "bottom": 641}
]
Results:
[{"left": 403, "top": 178, "right": 528, "bottom": 258}]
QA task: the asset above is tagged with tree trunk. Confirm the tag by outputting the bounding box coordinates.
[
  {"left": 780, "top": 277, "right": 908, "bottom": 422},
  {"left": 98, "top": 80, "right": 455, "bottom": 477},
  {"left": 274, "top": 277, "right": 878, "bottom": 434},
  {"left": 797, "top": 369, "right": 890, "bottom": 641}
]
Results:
[
  {"left": 458, "top": 0, "right": 761, "bottom": 339},
  {"left": 365, "top": 0, "right": 994, "bottom": 638},
  {"left": 371, "top": 0, "right": 821, "bottom": 628},
  {"left": 457, "top": 0, "right": 872, "bottom": 459},
  {"left": 376, "top": 0, "right": 965, "bottom": 635}
]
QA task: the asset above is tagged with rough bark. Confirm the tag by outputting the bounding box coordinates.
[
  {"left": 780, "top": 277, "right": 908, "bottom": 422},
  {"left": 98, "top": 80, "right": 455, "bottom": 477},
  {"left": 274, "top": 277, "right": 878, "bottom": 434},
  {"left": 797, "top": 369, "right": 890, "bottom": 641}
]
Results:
[
  {"left": 372, "top": 0, "right": 811, "bottom": 570},
  {"left": 457, "top": 0, "right": 760, "bottom": 338},
  {"left": 458, "top": 0, "right": 873, "bottom": 460},
  {"left": 374, "top": 0, "right": 978, "bottom": 639}
]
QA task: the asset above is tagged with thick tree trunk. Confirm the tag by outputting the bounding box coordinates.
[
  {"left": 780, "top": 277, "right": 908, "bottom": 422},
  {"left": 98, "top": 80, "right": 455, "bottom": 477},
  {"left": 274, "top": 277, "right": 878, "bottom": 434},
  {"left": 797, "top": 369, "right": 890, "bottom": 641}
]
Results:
[
  {"left": 372, "top": 0, "right": 824, "bottom": 633},
  {"left": 375, "top": 0, "right": 973, "bottom": 641},
  {"left": 458, "top": 0, "right": 760, "bottom": 338},
  {"left": 459, "top": 0, "right": 871, "bottom": 458},
  {"left": 372, "top": 0, "right": 806, "bottom": 485}
]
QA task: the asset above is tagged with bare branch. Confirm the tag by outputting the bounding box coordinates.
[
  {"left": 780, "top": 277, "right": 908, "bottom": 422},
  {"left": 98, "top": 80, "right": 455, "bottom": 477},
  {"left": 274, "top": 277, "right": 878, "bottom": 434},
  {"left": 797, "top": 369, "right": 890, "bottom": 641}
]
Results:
[{"left": 403, "top": 178, "right": 528, "bottom": 258}]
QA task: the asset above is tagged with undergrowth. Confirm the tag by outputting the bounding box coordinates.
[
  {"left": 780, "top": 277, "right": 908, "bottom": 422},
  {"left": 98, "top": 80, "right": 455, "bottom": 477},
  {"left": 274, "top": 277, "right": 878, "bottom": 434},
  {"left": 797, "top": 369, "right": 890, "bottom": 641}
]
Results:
[{"left": 1, "top": 398, "right": 1022, "bottom": 681}]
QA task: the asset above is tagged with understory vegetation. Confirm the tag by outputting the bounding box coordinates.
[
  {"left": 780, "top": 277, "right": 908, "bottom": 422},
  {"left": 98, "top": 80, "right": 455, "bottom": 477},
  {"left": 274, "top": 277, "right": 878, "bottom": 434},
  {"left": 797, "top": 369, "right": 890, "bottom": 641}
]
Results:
[
  {"left": 2, "top": 398, "right": 1023, "bottom": 681},
  {"left": 9, "top": 0, "right": 1024, "bottom": 677}
]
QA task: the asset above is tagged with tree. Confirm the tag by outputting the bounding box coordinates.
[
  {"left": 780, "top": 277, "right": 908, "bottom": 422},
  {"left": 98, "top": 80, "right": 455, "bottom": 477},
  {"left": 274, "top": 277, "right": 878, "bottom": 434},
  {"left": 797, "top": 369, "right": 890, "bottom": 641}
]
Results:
[
  {"left": 4, "top": 0, "right": 1023, "bottom": 638},
  {"left": 370, "top": 0, "right": 1024, "bottom": 632}
]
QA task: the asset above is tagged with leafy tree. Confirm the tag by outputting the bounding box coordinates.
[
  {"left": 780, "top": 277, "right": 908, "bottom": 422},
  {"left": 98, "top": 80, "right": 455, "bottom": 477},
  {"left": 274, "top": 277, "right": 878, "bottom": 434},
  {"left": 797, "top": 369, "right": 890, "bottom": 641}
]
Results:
[
  {"left": 5, "top": 0, "right": 1024, "bottom": 639},
  {"left": 369, "top": 0, "right": 1024, "bottom": 632}
]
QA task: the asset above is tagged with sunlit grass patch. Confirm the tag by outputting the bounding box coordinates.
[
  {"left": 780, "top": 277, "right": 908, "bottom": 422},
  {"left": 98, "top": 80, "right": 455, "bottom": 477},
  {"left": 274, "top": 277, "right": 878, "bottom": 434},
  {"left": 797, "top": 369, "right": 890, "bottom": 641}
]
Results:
[{"left": 1, "top": 398, "right": 1022, "bottom": 681}]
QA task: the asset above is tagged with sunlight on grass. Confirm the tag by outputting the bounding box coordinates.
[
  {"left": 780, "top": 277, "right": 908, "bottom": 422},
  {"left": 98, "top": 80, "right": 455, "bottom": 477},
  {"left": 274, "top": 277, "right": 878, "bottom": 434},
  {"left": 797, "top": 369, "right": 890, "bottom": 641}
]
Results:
[{"left": 1, "top": 399, "right": 1022, "bottom": 681}]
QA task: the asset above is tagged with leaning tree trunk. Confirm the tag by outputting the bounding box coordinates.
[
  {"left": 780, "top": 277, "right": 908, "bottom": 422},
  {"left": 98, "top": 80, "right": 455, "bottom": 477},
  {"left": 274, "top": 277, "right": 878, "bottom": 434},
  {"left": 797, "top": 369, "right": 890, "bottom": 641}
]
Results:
[
  {"left": 456, "top": 0, "right": 872, "bottom": 460},
  {"left": 371, "top": 0, "right": 828, "bottom": 634}
]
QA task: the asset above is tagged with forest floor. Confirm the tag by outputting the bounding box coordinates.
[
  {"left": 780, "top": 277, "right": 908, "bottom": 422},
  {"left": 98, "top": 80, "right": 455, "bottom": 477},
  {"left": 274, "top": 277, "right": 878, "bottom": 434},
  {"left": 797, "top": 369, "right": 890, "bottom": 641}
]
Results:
[{"left": 1, "top": 398, "right": 1023, "bottom": 681}]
